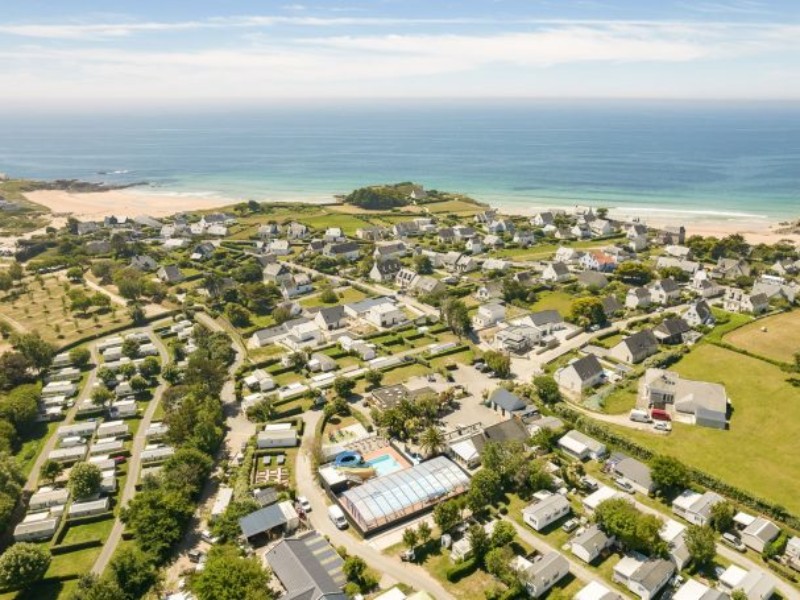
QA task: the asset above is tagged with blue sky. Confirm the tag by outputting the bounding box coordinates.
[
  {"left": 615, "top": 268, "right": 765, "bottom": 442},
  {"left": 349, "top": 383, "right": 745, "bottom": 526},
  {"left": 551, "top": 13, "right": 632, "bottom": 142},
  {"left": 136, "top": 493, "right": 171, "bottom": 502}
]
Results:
[{"left": 1, "top": 0, "right": 799, "bottom": 106}]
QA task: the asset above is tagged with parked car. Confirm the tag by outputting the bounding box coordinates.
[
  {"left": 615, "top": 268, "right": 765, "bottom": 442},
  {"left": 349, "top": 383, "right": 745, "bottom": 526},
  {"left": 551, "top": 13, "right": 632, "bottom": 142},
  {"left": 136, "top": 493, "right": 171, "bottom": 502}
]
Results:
[
  {"left": 654, "top": 421, "right": 672, "bottom": 432},
  {"left": 562, "top": 518, "right": 580, "bottom": 533},
  {"left": 297, "top": 496, "right": 312, "bottom": 512},
  {"left": 188, "top": 550, "right": 204, "bottom": 564},
  {"left": 614, "top": 478, "right": 635, "bottom": 494},
  {"left": 400, "top": 549, "right": 415, "bottom": 562},
  {"left": 200, "top": 529, "right": 219, "bottom": 544},
  {"left": 722, "top": 532, "right": 746, "bottom": 552}
]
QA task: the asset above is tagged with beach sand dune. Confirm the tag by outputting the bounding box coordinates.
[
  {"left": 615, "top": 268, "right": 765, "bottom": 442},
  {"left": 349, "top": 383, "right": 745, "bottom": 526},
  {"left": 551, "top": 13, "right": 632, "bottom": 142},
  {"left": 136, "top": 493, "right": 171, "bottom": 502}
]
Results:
[{"left": 24, "top": 189, "right": 235, "bottom": 220}]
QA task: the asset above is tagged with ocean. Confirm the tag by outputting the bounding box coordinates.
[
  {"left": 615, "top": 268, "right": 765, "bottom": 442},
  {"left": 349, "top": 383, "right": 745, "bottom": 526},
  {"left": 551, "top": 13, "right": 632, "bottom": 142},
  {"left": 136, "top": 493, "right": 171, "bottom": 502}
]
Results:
[{"left": 0, "top": 100, "right": 798, "bottom": 221}]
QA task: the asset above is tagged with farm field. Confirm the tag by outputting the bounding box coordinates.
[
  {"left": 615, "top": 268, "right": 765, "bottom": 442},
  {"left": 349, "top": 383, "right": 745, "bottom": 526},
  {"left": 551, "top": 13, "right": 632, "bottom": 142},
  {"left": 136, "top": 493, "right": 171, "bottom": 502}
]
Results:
[
  {"left": 608, "top": 343, "right": 800, "bottom": 514},
  {"left": 0, "top": 275, "right": 129, "bottom": 346},
  {"left": 723, "top": 310, "right": 800, "bottom": 363}
]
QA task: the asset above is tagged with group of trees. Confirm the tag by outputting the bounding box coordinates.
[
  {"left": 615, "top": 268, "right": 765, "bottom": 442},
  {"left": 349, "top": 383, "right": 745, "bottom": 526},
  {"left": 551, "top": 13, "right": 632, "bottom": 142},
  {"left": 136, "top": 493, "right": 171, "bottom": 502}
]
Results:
[
  {"left": 344, "top": 186, "right": 409, "bottom": 210},
  {"left": 595, "top": 498, "right": 667, "bottom": 556},
  {"left": 482, "top": 351, "right": 511, "bottom": 378},
  {"left": 67, "top": 546, "right": 160, "bottom": 600},
  {"left": 440, "top": 298, "right": 471, "bottom": 337},
  {"left": 569, "top": 297, "right": 606, "bottom": 328},
  {"left": 371, "top": 392, "right": 451, "bottom": 442}
]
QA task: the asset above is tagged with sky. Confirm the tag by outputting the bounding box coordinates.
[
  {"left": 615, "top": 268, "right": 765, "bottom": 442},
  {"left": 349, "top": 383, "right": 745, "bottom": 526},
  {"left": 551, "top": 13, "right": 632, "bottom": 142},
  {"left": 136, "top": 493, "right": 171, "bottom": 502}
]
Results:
[{"left": 1, "top": 0, "right": 799, "bottom": 107}]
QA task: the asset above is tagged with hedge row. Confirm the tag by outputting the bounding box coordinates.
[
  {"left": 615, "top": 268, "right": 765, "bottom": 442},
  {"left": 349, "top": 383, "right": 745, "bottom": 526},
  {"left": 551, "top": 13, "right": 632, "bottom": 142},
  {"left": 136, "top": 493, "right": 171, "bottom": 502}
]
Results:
[
  {"left": 51, "top": 539, "right": 103, "bottom": 555},
  {"left": 446, "top": 557, "right": 478, "bottom": 582},
  {"left": 551, "top": 403, "right": 800, "bottom": 530},
  {"left": 706, "top": 339, "right": 793, "bottom": 371}
]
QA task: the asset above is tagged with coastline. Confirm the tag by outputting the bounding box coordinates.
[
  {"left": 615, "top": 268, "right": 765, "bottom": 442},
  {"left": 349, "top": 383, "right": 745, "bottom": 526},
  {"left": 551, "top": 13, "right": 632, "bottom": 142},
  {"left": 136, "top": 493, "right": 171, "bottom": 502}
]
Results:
[{"left": 22, "top": 186, "right": 799, "bottom": 245}]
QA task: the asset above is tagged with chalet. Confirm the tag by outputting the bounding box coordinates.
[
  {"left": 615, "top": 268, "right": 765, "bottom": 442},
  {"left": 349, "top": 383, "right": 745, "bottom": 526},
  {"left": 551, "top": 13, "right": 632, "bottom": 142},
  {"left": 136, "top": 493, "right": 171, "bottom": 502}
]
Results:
[
  {"left": 571, "top": 525, "right": 614, "bottom": 564},
  {"left": 555, "top": 355, "right": 605, "bottom": 394},
  {"left": 657, "top": 226, "right": 685, "bottom": 246},
  {"left": 609, "top": 330, "right": 659, "bottom": 364},
  {"left": 653, "top": 317, "right": 691, "bottom": 345},
  {"left": 532, "top": 212, "right": 555, "bottom": 227},
  {"left": 263, "top": 262, "right": 293, "bottom": 285},
  {"left": 323, "top": 242, "right": 360, "bottom": 261},
  {"left": 314, "top": 306, "right": 348, "bottom": 331},
  {"left": 648, "top": 278, "right": 681, "bottom": 305},
  {"left": 558, "top": 430, "right": 607, "bottom": 461},
  {"left": 723, "top": 288, "right": 769, "bottom": 315},
  {"left": 522, "top": 493, "right": 571, "bottom": 531},
  {"left": 370, "top": 258, "right": 402, "bottom": 282},
  {"left": 513, "top": 230, "right": 536, "bottom": 247},
  {"left": 465, "top": 237, "right": 484, "bottom": 254},
  {"left": 718, "top": 566, "right": 776, "bottom": 600},
  {"left": 683, "top": 300, "right": 714, "bottom": 328},
  {"left": 157, "top": 265, "right": 185, "bottom": 284},
  {"left": 514, "top": 552, "right": 570, "bottom": 599},
  {"left": 672, "top": 490, "right": 724, "bottom": 526},
  {"left": 542, "top": 262, "right": 571, "bottom": 283},
  {"left": 714, "top": 258, "right": 751, "bottom": 280},
  {"left": 577, "top": 271, "right": 609, "bottom": 290},
  {"left": 190, "top": 242, "right": 216, "bottom": 261},
  {"left": 555, "top": 247, "right": 583, "bottom": 264},
  {"left": 613, "top": 554, "right": 674, "bottom": 600},
  {"left": 130, "top": 255, "right": 158, "bottom": 271}
]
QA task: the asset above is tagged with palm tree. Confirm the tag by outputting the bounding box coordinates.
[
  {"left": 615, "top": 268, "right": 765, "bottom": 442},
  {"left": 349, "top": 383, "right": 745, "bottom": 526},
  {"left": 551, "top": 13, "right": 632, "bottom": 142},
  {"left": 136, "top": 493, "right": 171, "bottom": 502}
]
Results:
[{"left": 419, "top": 426, "right": 445, "bottom": 458}]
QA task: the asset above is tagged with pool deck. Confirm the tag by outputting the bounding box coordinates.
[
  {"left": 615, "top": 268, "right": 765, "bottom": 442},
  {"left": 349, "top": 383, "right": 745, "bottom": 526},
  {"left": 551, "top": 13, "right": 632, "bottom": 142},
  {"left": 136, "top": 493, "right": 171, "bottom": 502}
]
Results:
[{"left": 361, "top": 445, "right": 412, "bottom": 472}]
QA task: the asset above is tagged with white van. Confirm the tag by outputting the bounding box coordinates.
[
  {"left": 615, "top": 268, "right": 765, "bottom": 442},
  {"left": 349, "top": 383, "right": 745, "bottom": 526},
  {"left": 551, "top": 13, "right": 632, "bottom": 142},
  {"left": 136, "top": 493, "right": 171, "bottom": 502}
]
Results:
[
  {"left": 629, "top": 409, "right": 652, "bottom": 423},
  {"left": 328, "top": 505, "right": 348, "bottom": 529}
]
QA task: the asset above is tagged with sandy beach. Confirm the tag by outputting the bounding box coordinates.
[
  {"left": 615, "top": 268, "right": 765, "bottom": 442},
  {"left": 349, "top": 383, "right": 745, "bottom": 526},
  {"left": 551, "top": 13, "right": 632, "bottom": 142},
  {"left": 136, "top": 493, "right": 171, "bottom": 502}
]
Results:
[{"left": 22, "top": 187, "right": 798, "bottom": 245}]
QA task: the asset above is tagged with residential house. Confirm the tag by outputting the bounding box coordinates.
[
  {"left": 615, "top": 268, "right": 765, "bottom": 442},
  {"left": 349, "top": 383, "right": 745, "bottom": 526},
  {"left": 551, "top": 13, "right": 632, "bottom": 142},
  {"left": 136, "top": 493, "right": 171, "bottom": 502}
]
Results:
[
  {"left": 572, "top": 223, "right": 592, "bottom": 239},
  {"left": 660, "top": 519, "right": 691, "bottom": 571},
  {"left": 412, "top": 276, "right": 446, "bottom": 296},
  {"left": 258, "top": 223, "right": 281, "bottom": 239},
  {"left": 281, "top": 274, "right": 313, "bottom": 299},
  {"left": 308, "top": 353, "right": 337, "bottom": 373},
  {"left": 554, "top": 247, "right": 583, "bottom": 264},
  {"left": 257, "top": 424, "right": 299, "bottom": 448},
  {"left": 487, "top": 219, "right": 515, "bottom": 234},
  {"left": 609, "top": 330, "right": 659, "bottom": 364},
  {"left": 656, "top": 256, "right": 700, "bottom": 275},
  {"left": 601, "top": 296, "right": 624, "bottom": 319},
  {"left": 392, "top": 221, "right": 420, "bottom": 238},
  {"left": 555, "top": 227, "right": 576, "bottom": 241},
  {"left": 522, "top": 493, "right": 571, "bottom": 531},
  {"left": 626, "top": 224, "right": 649, "bottom": 251},
  {"left": 455, "top": 254, "right": 479, "bottom": 273},
  {"left": 263, "top": 263, "right": 293, "bottom": 285},
  {"left": 473, "top": 303, "right": 506, "bottom": 328},
  {"left": 657, "top": 226, "right": 685, "bottom": 245},
  {"left": 683, "top": 300, "right": 715, "bottom": 328},
  {"left": 494, "top": 325, "right": 541, "bottom": 354},
  {"left": 513, "top": 230, "right": 536, "bottom": 247},
  {"left": 269, "top": 240, "right": 291, "bottom": 256},
  {"left": 157, "top": 265, "right": 185, "bottom": 284},
  {"left": 76, "top": 221, "right": 99, "bottom": 235},
  {"left": 395, "top": 268, "right": 418, "bottom": 289},
  {"left": 542, "top": 262, "right": 571, "bottom": 283},
  {"left": 437, "top": 228, "right": 455, "bottom": 244},
  {"left": 610, "top": 454, "right": 654, "bottom": 495},
  {"left": 577, "top": 271, "right": 609, "bottom": 290},
  {"left": 532, "top": 212, "right": 555, "bottom": 228},
  {"left": 323, "top": 242, "right": 360, "bottom": 261},
  {"left": 613, "top": 554, "right": 675, "bottom": 600},
  {"left": 723, "top": 288, "right": 769, "bottom": 315},
  {"left": 591, "top": 219, "right": 614, "bottom": 237},
  {"left": 483, "top": 234, "right": 504, "bottom": 249},
  {"left": 770, "top": 259, "right": 798, "bottom": 277},
  {"left": 452, "top": 225, "right": 475, "bottom": 240},
  {"left": 314, "top": 306, "right": 348, "bottom": 331},
  {"left": 648, "top": 278, "right": 681, "bottom": 305},
  {"left": 86, "top": 240, "right": 112, "bottom": 255},
  {"left": 571, "top": 525, "right": 614, "bottom": 564},
  {"left": 690, "top": 270, "right": 723, "bottom": 298},
  {"left": 741, "top": 518, "right": 781, "bottom": 553},
  {"left": 714, "top": 258, "right": 751, "bottom": 280},
  {"left": 515, "top": 552, "right": 570, "bottom": 599},
  {"left": 409, "top": 185, "right": 427, "bottom": 200},
  {"left": 286, "top": 222, "right": 309, "bottom": 240},
  {"left": 718, "top": 566, "right": 776, "bottom": 600},
  {"left": 625, "top": 287, "right": 651, "bottom": 310},
  {"left": 190, "top": 242, "right": 216, "bottom": 261},
  {"left": 474, "top": 209, "right": 498, "bottom": 224},
  {"left": 672, "top": 490, "right": 724, "bottom": 526},
  {"left": 487, "top": 388, "right": 528, "bottom": 417},
  {"left": 370, "top": 258, "right": 402, "bottom": 283},
  {"left": 130, "top": 255, "right": 158, "bottom": 271},
  {"left": 482, "top": 258, "right": 509, "bottom": 273},
  {"left": 465, "top": 236, "right": 484, "bottom": 254},
  {"left": 374, "top": 241, "right": 408, "bottom": 260},
  {"left": 653, "top": 317, "right": 691, "bottom": 345},
  {"left": 555, "top": 355, "right": 605, "bottom": 394},
  {"left": 752, "top": 279, "right": 798, "bottom": 305},
  {"left": 558, "top": 430, "right": 607, "bottom": 461},
  {"left": 580, "top": 250, "right": 617, "bottom": 272}
]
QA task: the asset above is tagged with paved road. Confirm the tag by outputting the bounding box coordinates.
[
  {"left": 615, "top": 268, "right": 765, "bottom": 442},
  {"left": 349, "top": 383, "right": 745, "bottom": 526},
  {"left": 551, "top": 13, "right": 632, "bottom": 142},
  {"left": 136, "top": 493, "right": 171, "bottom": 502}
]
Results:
[
  {"left": 23, "top": 343, "right": 100, "bottom": 493},
  {"left": 163, "top": 313, "right": 253, "bottom": 587},
  {"left": 295, "top": 410, "right": 456, "bottom": 600},
  {"left": 92, "top": 328, "right": 171, "bottom": 574}
]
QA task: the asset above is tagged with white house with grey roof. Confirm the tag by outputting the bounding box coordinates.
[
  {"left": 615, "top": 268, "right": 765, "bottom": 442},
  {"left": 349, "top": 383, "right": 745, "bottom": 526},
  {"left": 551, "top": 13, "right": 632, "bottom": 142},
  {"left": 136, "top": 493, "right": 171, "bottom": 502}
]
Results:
[
  {"left": 513, "top": 551, "right": 570, "bottom": 598},
  {"left": 265, "top": 530, "right": 347, "bottom": 600},
  {"left": 609, "top": 330, "right": 659, "bottom": 364},
  {"left": 555, "top": 354, "right": 605, "bottom": 394},
  {"left": 542, "top": 262, "right": 572, "bottom": 283},
  {"left": 741, "top": 517, "right": 781, "bottom": 553},
  {"left": 558, "top": 430, "right": 607, "bottom": 461},
  {"left": 570, "top": 524, "right": 614, "bottom": 564},
  {"left": 522, "top": 493, "right": 571, "bottom": 531},
  {"left": 640, "top": 369, "right": 728, "bottom": 429},
  {"left": 613, "top": 554, "right": 675, "bottom": 600},
  {"left": 671, "top": 490, "right": 724, "bottom": 526},
  {"left": 610, "top": 454, "right": 654, "bottom": 495}
]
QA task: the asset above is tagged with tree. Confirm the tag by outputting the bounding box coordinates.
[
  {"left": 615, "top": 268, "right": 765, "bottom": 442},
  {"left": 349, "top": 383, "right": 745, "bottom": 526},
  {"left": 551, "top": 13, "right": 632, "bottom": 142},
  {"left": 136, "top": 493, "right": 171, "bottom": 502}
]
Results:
[
  {"left": 0, "top": 421, "right": 16, "bottom": 454},
  {"left": 433, "top": 499, "right": 461, "bottom": 534},
  {"left": 11, "top": 332, "right": 55, "bottom": 371},
  {"left": 467, "top": 524, "right": 491, "bottom": 563},
  {"left": 107, "top": 547, "right": 158, "bottom": 600},
  {"left": 483, "top": 351, "right": 511, "bottom": 378},
  {"left": 91, "top": 292, "right": 111, "bottom": 310},
  {"left": 616, "top": 262, "right": 654, "bottom": 285},
  {"left": 212, "top": 499, "right": 261, "bottom": 542},
  {"left": 650, "top": 455, "right": 690, "bottom": 492},
  {"left": 118, "top": 362, "right": 136, "bottom": 379},
  {"left": 402, "top": 527, "right": 419, "bottom": 549},
  {"left": 122, "top": 488, "right": 193, "bottom": 559},
  {"left": 484, "top": 546, "right": 514, "bottom": 583},
  {"left": 69, "top": 574, "right": 125, "bottom": 600},
  {"left": 69, "top": 462, "right": 103, "bottom": 499},
  {"left": 413, "top": 254, "right": 433, "bottom": 275},
  {"left": 490, "top": 520, "right": 516, "bottom": 548},
  {"left": 69, "top": 289, "right": 93, "bottom": 315},
  {"left": 130, "top": 374, "right": 149, "bottom": 393},
  {"left": 533, "top": 375, "right": 561, "bottom": 404},
  {"left": 8, "top": 262, "right": 23, "bottom": 281},
  {"left": 40, "top": 459, "right": 63, "bottom": 485},
  {"left": 710, "top": 501, "right": 736, "bottom": 533},
  {"left": 319, "top": 287, "right": 338, "bottom": 304},
  {"left": 225, "top": 304, "right": 251, "bottom": 327},
  {"left": 191, "top": 544, "right": 273, "bottom": 600},
  {"left": 570, "top": 297, "right": 606, "bottom": 327},
  {"left": 121, "top": 338, "right": 140, "bottom": 359},
  {"left": 530, "top": 427, "right": 560, "bottom": 453},
  {"left": 0, "top": 455, "right": 25, "bottom": 532},
  {"left": 440, "top": 298, "right": 471, "bottom": 337},
  {"left": 333, "top": 376, "right": 355, "bottom": 399},
  {"left": 794, "top": 350, "right": 800, "bottom": 373},
  {"left": 69, "top": 347, "right": 92, "bottom": 369},
  {"left": 342, "top": 555, "right": 367, "bottom": 585},
  {"left": 685, "top": 525, "right": 717, "bottom": 568},
  {"left": 0, "top": 542, "right": 51, "bottom": 590},
  {"left": 419, "top": 426, "right": 445, "bottom": 457},
  {"left": 0, "top": 384, "right": 39, "bottom": 431},
  {"left": 418, "top": 521, "right": 432, "bottom": 546},
  {"left": 138, "top": 356, "right": 161, "bottom": 379},
  {"left": 91, "top": 386, "right": 114, "bottom": 407},
  {"left": 273, "top": 305, "right": 292, "bottom": 325},
  {"left": 731, "top": 591, "right": 748, "bottom": 600},
  {"left": 594, "top": 498, "right": 666, "bottom": 555},
  {"left": 364, "top": 369, "right": 383, "bottom": 389},
  {"left": 129, "top": 304, "right": 146, "bottom": 325},
  {"left": 67, "top": 267, "right": 84, "bottom": 282},
  {"left": 467, "top": 469, "right": 501, "bottom": 513},
  {"left": 0, "top": 352, "right": 32, "bottom": 390}
]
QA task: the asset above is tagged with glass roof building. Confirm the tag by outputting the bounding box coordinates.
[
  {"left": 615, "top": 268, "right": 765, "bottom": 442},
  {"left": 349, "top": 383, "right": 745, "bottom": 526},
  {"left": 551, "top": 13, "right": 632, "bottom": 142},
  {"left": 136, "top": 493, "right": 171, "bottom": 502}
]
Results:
[{"left": 339, "top": 456, "right": 470, "bottom": 533}]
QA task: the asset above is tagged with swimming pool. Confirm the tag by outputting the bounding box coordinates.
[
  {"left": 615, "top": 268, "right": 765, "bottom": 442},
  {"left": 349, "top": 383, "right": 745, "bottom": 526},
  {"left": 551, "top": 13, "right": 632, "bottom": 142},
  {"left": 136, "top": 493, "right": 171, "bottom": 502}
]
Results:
[{"left": 366, "top": 453, "right": 404, "bottom": 477}]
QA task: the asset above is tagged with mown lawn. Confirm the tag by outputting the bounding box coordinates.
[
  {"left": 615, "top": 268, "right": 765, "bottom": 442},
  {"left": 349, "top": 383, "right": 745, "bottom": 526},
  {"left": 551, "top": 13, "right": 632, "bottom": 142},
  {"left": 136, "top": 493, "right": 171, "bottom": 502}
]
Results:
[
  {"left": 600, "top": 385, "right": 638, "bottom": 415},
  {"left": 60, "top": 517, "right": 115, "bottom": 545},
  {"left": 608, "top": 343, "right": 800, "bottom": 514},
  {"left": 530, "top": 291, "right": 574, "bottom": 316},
  {"left": 723, "top": 309, "right": 800, "bottom": 363},
  {"left": 381, "top": 363, "right": 432, "bottom": 386}
]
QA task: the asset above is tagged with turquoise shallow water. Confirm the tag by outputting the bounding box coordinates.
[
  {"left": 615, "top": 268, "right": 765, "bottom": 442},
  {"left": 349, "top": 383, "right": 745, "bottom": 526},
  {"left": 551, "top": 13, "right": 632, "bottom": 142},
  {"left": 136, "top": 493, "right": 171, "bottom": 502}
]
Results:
[{"left": 0, "top": 100, "right": 797, "bottom": 219}]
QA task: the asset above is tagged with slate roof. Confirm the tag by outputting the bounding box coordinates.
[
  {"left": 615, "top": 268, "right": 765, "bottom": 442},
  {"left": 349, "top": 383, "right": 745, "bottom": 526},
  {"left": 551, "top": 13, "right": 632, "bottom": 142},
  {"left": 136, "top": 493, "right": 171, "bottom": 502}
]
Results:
[
  {"left": 569, "top": 355, "right": 604, "bottom": 382},
  {"left": 488, "top": 388, "right": 527, "bottom": 412}
]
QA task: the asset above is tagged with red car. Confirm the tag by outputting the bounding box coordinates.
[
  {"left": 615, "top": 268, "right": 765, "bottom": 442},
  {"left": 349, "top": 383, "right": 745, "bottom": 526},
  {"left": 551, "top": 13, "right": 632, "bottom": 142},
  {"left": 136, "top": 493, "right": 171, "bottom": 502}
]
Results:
[{"left": 650, "top": 408, "right": 671, "bottom": 422}]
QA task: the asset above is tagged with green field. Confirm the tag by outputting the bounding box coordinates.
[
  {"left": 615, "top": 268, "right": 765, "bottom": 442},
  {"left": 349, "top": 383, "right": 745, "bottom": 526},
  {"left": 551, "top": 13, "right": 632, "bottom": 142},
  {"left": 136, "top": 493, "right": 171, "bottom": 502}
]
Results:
[
  {"left": 609, "top": 343, "right": 800, "bottom": 514},
  {"left": 530, "top": 291, "right": 574, "bottom": 315},
  {"left": 723, "top": 310, "right": 800, "bottom": 363}
]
